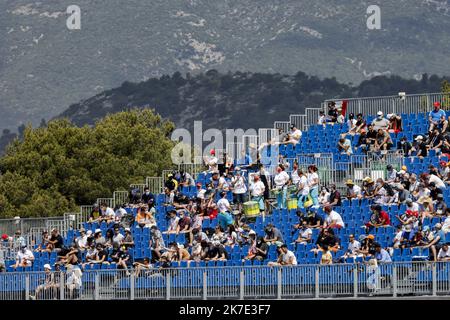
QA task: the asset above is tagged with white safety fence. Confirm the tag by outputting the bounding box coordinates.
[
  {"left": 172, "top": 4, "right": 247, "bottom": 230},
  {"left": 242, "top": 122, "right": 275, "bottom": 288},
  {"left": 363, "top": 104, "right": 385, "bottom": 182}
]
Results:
[{"left": 1, "top": 262, "right": 450, "bottom": 300}]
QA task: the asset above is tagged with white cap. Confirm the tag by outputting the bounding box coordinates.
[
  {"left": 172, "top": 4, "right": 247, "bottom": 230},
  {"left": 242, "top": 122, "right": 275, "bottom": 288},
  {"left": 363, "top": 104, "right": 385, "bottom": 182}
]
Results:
[
  {"left": 377, "top": 111, "right": 383, "bottom": 116},
  {"left": 415, "top": 135, "right": 424, "bottom": 141},
  {"left": 124, "top": 228, "right": 131, "bottom": 232},
  {"left": 86, "top": 230, "right": 92, "bottom": 236},
  {"left": 249, "top": 230, "right": 256, "bottom": 235},
  {"left": 95, "top": 229, "right": 102, "bottom": 234},
  {"left": 43, "top": 264, "right": 51, "bottom": 270}
]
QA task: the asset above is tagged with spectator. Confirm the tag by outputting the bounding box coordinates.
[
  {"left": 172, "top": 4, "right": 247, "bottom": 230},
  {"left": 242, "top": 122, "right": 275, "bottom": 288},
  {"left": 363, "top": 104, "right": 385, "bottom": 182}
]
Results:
[
  {"left": 104, "top": 229, "right": 114, "bottom": 248},
  {"left": 365, "top": 204, "right": 391, "bottom": 231},
  {"left": 347, "top": 113, "right": 357, "bottom": 132},
  {"left": 302, "top": 209, "right": 324, "bottom": 229},
  {"left": 47, "top": 229, "right": 64, "bottom": 252},
  {"left": 318, "top": 186, "right": 330, "bottom": 205},
  {"left": 133, "top": 257, "right": 153, "bottom": 278},
  {"left": 405, "top": 198, "right": 419, "bottom": 213},
  {"left": 30, "top": 264, "right": 57, "bottom": 300},
  {"left": 268, "top": 244, "right": 297, "bottom": 266},
  {"left": 150, "top": 226, "right": 165, "bottom": 262},
  {"left": 93, "top": 229, "right": 106, "bottom": 246},
  {"left": 141, "top": 187, "right": 155, "bottom": 206},
  {"left": 273, "top": 164, "right": 290, "bottom": 209},
  {"left": 386, "top": 165, "right": 398, "bottom": 183},
  {"left": 327, "top": 101, "right": 339, "bottom": 123},
  {"left": 164, "top": 210, "right": 180, "bottom": 234},
  {"left": 349, "top": 113, "right": 367, "bottom": 135},
  {"left": 356, "top": 129, "right": 369, "bottom": 153},
  {"left": 323, "top": 205, "right": 344, "bottom": 229},
  {"left": 284, "top": 124, "right": 302, "bottom": 145},
  {"left": 412, "top": 135, "right": 428, "bottom": 158},
  {"left": 320, "top": 245, "right": 333, "bottom": 265},
  {"left": 100, "top": 203, "right": 115, "bottom": 223},
  {"left": 217, "top": 191, "right": 232, "bottom": 214},
  {"left": 65, "top": 264, "right": 83, "bottom": 299},
  {"left": 14, "top": 245, "right": 34, "bottom": 269},
  {"left": 313, "top": 228, "right": 340, "bottom": 253},
  {"left": 362, "top": 177, "right": 376, "bottom": 199},
  {"left": 396, "top": 210, "right": 418, "bottom": 248},
  {"left": 75, "top": 229, "right": 88, "bottom": 251},
  {"left": 397, "top": 136, "right": 412, "bottom": 156},
  {"left": 387, "top": 113, "right": 402, "bottom": 133},
  {"left": 428, "top": 101, "right": 447, "bottom": 133},
  {"left": 294, "top": 221, "right": 312, "bottom": 245},
  {"left": 245, "top": 236, "right": 268, "bottom": 261},
  {"left": 437, "top": 243, "right": 450, "bottom": 261},
  {"left": 324, "top": 184, "right": 342, "bottom": 207},
  {"left": 339, "top": 234, "right": 361, "bottom": 262},
  {"left": 112, "top": 226, "right": 125, "bottom": 247},
  {"left": 89, "top": 204, "right": 101, "bottom": 223},
  {"left": 294, "top": 169, "right": 310, "bottom": 209},
  {"left": 337, "top": 135, "right": 353, "bottom": 155},
  {"left": 374, "top": 129, "right": 393, "bottom": 158},
  {"left": 136, "top": 204, "right": 156, "bottom": 228},
  {"left": 435, "top": 194, "right": 447, "bottom": 216},
  {"left": 249, "top": 174, "right": 266, "bottom": 213},
  {"left": 442, "top": 209, "right": 450, "bottom": 233},
  {"left": 356, "top": 234, "right": 378, "bottom": 259},
  {"left": 426, "top": 128, "right": 444, "bottom": 152},
  {"left": 374, "top": 178, "right": 395, "bottom": 205},
  {"left": 36, "top": 230, "right": 50, "bottom": 252},
  {"left": 307, "top": 165, "right": 320, "bottom": 208},
  {"left": 318, "top": 111, "right": 326, "bottom": 125},
  {"left": 112, "top": 246, "right": 131, "bottom": 276},
  {"left": 372, "top": 111, "right": 390, "bottom": 131},
  {"left": 423, "top": 223, "right": 446, "bottom": 261},
  {"left": 204, "top": 149, "right": 219, "bottom": 173},
  {"left": 345, "top": 180, "right": 362, "bottom": 200},
  {"left": 264, "top": 224, "right": 284, "bottom": 246},
  {"left": 365, "top": 125, "right": 378, "bottom": 151},
  {"left": 230, "top": 169, "right": 247, "bottom": 212},
  {"left": 374, "top": 244, "right": 392, "bottom": 263}
]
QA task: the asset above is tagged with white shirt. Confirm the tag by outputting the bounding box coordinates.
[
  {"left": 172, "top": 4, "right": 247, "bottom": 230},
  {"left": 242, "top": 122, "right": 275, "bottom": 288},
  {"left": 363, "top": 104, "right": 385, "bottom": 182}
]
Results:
[
  {"left": 207, "top": 156, "right": 218, "bottom": 172},
  {"left": 16, "top": 249, "right": 34, "bottom": 266},
  {"left": 318, "top": 115, "right": 326, "bottom": 125},
  {"left": 407, "top": 202, "right": 419, "bottom": 212},
  {"left": 281, "top": 250, "right": 297, "bottom": 265},
  {"left": 438, "top": 248, "right": 450, "bottom": 260},
  {"left": 218, "top": 176, "right": 230, "bottom": 189},
  {"left": 442, "top": 217, "right": 450, "bottom": 230},
  {"left": 115, "top": 208, "right": 127, "bottom": 220},
  {"left": 429, "top": 174, "right": 446, "bottom": 189},
  {"left": 232, "top": 176, "right": 247, "bottom": 194},
  {"left": 103, "top": 207, "right": 115, "bottom": 217},
  {"left": 77, "top": 235, "right": 88, "bottom": 248},
  {"left": 217, "top": 198, "right": 231, "bottom": 213},
  {"left": 299, "top": 228, "right": 312, "bottom": 241},
  {"left": 274, "top": 171, "right": 290, "bottom": 187},
  {"left": 113, "top": 233, "right": 125, "bottom": 245},
  {"left": 197, "top": 188, "right": 206, "bottom": 199},
  {"left": 291, "top": 170, "right": 300, "bottom": 185},
  {"left": 350, "top": 185, "right": 362, "bottom": 196},
  {"left": 348, "top": 240, "right": 361, "bottom": 254},
  {"left": 290, "top": 129, "right": 302, "bottom": 142},
  {"left": 307, "top": 172, "right": 319, "bottom": 189},
  {"left": 168, "top": 216, "right": 180, "bottom": 232},
  {"left": 250, "top": 181, "right": 265, "bottom": 197},
  {"left": 326, "top": 211, "right": 345, "bottom": 228},
  {"left": 298, "top": 175, "right": 310, "bottom": 196}
]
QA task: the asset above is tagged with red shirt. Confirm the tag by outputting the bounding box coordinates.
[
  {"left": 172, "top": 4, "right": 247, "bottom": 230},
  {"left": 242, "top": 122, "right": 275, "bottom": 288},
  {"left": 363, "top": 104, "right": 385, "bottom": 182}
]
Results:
[{"left": 379, "top": 211, "right": 391, "bottom": 225}]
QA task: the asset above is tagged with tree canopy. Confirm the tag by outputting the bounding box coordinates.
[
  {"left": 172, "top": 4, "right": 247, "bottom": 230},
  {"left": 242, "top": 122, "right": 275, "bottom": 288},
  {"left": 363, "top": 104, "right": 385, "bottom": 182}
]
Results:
[{"left": 0, "top": 109, "right": 175, "bottom": 218}]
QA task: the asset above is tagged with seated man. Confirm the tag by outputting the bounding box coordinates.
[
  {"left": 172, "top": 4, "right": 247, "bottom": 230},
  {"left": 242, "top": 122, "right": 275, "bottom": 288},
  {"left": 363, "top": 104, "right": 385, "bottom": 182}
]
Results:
[
  {"left": 337, "top": 135, "right": 353, "bottom": 155},
  {"left": 268, "top": 244, "right": 297, "bottom": 266},
  {"left": 133, "top": 257, "right": 153, "bottom": 277},
  {"left": 437, "top": 243, "right": 450, "bottom": 262},
  {"left": 428, "top": 102, "right": 447, "bottom": 133},
  {"left": 294, "top": 221, "right": 313, "bottom": 245},
  {"left": 14, "top": 245, "right": 34, "bottom": 269},
  {"left": 30, "top": 264, "right": 58, "bottom": 300}
]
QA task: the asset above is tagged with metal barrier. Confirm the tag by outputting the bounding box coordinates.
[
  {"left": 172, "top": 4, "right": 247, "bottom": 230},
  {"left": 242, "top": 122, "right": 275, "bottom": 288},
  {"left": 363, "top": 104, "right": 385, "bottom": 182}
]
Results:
[
  {"left": 274, "top": 121, "right": 290, "bottom": 134},
  {"left": 289, "top": 114, "right": 307, "bottom": 132},
  {"left": 80, "top": 205, "right": 94, "bottom": 224},
  {"left": 96, "top": 198, "right": 114, "bottom": 209},
  {"left": 323, "top": 92, "right": 446, "bottom": 117},
  {"left": 145, "top": 177, "right": 164, "bottom": 195},
  {"left": 258, "top": 128, "right": 279, "bottom": 146},
  {"left": 113, "top": 191, "right": 129, "bottom": 207},
  {"left": 2, "top": 262, "right": 450, "bottom": 300}
]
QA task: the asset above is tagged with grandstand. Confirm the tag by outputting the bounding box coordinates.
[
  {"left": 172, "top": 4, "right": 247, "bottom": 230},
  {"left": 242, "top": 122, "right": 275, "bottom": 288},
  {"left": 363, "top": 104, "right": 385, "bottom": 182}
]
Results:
[{"left": 1, "top": 91, "right": 450, "bottom": 300}]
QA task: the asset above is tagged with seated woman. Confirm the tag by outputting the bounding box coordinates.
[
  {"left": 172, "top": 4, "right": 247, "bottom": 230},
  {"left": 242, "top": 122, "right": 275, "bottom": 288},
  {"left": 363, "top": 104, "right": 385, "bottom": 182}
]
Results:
[{"left": 387, "top": 113, "right": 402, "bottom": 134}]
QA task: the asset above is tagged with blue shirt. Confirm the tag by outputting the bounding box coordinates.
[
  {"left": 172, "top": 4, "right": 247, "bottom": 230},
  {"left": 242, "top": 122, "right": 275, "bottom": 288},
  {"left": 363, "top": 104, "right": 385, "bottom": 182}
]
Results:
[
  {"left": 218, "top": 212, "right": 234, "bottom": 230},
  {"left": 429, "top": 109, "right": 446, "bottom": 122},
  {"left": 376, "top": 249, "right": 392, "bottom": 263},
  {"left": 435, "top": 230, "right": 446, "bottom": 244}
]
